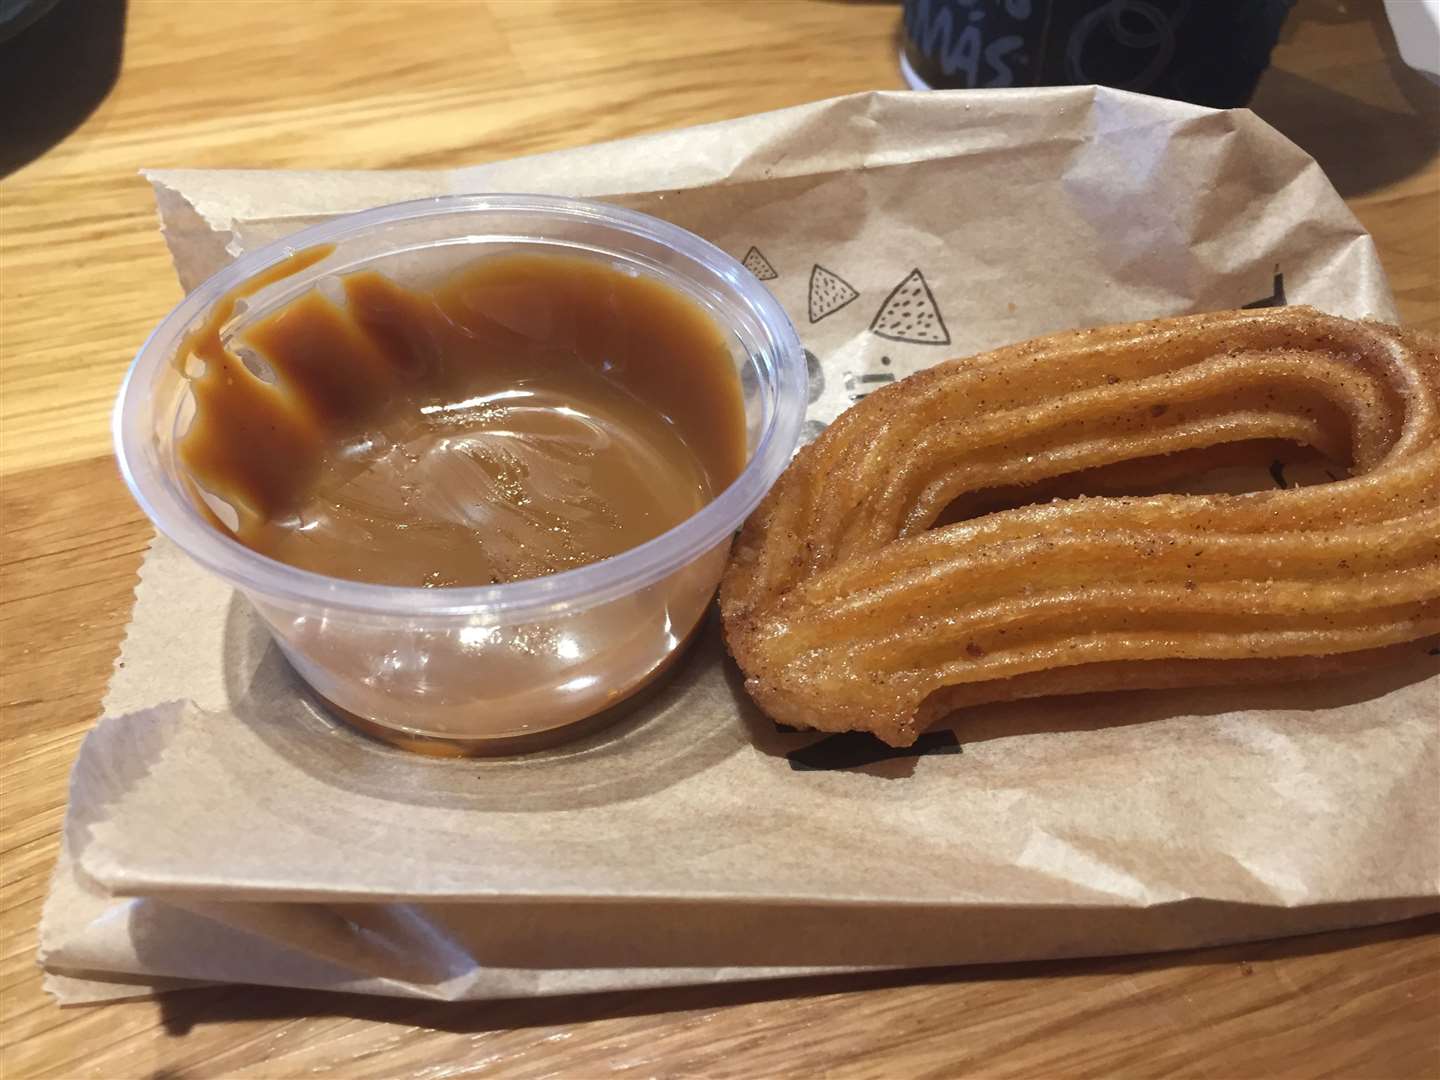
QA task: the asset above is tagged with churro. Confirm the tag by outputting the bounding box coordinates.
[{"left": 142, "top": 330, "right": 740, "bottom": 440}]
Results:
[{"left": 720, "top": 307, "right": 1440, "bottom": 746}]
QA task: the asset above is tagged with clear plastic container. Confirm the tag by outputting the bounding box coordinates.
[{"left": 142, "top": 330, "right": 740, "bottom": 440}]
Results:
[{"left": 115, "top": 194, "right": 805, "bottom": 751}]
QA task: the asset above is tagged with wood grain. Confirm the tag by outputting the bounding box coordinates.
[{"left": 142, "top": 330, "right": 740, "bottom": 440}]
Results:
[{"left": 2, "top": 1, "right": 1437, "bottom": 1077}]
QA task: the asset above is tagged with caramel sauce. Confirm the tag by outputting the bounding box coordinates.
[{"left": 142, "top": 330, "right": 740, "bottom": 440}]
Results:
[{"left": 178, "top": 250, "right": 747, "bottom": 587}]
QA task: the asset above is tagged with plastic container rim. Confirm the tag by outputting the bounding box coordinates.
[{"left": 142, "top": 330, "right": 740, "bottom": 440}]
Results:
[{"left": 113, "top": 193, "right": 807, "bottom": 620}]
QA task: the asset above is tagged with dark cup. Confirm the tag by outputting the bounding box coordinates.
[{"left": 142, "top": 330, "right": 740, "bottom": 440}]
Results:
[{"left": 902, "top": 0, "right": 1295, "bottom": 108}]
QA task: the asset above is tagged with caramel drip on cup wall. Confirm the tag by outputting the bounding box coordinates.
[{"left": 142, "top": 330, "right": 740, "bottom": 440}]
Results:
[
  {"left": 176, "top": 250, "right": 748, "bottom": 588},
  {"left": 177, "top": 244, "right": 337, "bottom": 529}
]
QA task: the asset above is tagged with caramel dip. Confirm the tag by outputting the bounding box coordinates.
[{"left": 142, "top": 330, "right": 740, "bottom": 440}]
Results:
[{"left": 178, "top": 250, "right": 748, "bottom": 585}]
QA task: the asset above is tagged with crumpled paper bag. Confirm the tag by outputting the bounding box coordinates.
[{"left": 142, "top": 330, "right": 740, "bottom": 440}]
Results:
[{"left": 41, "top": 87, "right": 1438, "bottom": 1005}]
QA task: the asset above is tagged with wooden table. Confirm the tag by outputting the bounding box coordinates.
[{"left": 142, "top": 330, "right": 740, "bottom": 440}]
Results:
[{"left": 3, "top": 1, "right": 1437, "bottom": 1076}]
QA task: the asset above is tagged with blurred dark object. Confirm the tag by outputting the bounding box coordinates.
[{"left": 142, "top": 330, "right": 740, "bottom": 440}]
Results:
[
  {"left": 0, "top": 0, "right": 125, "bottom": 176},
  {"left": 1247, "top": 0, "right": 1440, "bottom": 198},
  {"left": 0, "top": 0, "right": 60, "bottom": 42},
  {"left": 901, "top": 0, "right": 1295, "bottom": 108}
]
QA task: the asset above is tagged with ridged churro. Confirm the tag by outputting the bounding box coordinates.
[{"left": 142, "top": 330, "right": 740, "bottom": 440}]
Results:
[{"left": 720, "top": 307, "right": 1440, "bottom": 746}]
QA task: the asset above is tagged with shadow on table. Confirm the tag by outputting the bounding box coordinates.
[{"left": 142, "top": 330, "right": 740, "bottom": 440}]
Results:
[
  {"left": 153, "top": 913, "right": 1439, "bottom": 1039},
  {"left": 0, "top": 0, "right": 127, "bottom": 177},
  {"left": 1249, "top": 0, "right": 1439, "bottom": 197}
]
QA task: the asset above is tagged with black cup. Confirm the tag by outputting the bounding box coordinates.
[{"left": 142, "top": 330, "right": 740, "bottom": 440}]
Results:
[{"left": 902, "top": 0, "right": 1295, "bottom": 108}]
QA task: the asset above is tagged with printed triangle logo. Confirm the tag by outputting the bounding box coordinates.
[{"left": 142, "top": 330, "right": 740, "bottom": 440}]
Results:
[
  {"left": 870, "top": 268, "right": 950, "bottom": 345},
  {"left": 741, "top": 246, "right": 778, "bottom": 281},
  {"left": 808, "top": 264, "right": 859, "bottom": 323}
]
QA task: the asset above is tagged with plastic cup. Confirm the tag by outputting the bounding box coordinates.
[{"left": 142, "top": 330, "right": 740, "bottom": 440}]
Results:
[
  {"left": 115, "top": 194, "right": 805, "bottom": 752},
  {"left": 900, "top": 0, "right": 1292, "bottom": 108}
]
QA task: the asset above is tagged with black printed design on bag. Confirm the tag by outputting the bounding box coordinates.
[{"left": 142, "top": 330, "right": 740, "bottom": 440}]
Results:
[
  {"left": 808, "top": 264, "right": 860, "bottom": 323},
  {"left": 805, "top": 349, "right": 825, "bottom": 403},
  {"left": 871, "top": 269, "right": 951, "bottom": 345},
  {"left": 845, "top": 356, "right": 897, "bottom": 403},
  {"left": 742, "top": 246, "right": 778, "bottom": 281},
  {"left": 798, "top": 420, "right": 828, "bottom": 447},
  {"left": 797, "top": 349, "right": 829, "bottom": 448},
  {"left": 1242, "top": 270, "right": 1286, "bottom": 309}
]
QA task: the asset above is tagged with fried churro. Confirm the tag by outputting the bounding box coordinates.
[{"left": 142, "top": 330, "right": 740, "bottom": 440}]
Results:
[{"left": 721, "top": 307, "right": 1440, "bottom": 746}]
